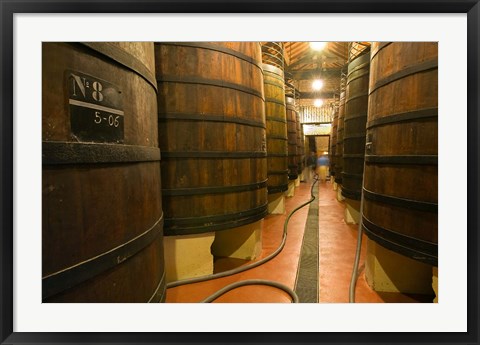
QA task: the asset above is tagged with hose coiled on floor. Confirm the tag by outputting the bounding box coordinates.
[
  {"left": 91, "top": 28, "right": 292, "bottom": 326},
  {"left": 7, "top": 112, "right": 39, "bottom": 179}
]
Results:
[
  {"left": 166, "top": 174, "right": 319, "bottom": 303},
  {"left": 200, "top": 279, "right": 299, "bottom": 303}
]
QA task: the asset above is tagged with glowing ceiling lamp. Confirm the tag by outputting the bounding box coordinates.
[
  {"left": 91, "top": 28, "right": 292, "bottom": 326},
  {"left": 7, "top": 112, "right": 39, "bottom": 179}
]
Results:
[
  {"left": 310, "top": 42, "right": 327, "bottom": 51},
  {"left": 312, "top": 79, "right": 324, "bottom": 91},
  {"left": 314, "top": 99, "right": 324, "bottom": 107}
]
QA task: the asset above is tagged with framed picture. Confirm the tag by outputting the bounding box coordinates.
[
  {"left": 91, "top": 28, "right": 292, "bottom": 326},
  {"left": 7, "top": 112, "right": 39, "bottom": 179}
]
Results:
[{"left": 1, "top": 1, "right": 478, "bottom": 344}]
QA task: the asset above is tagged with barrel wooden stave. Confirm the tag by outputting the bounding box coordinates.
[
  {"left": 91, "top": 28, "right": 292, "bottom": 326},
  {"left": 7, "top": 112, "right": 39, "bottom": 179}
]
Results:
[
  {"left": 43, "top": 236, "right": 165, "bottom": 303},
  {"left": 43, "top": 163, "right": 162, "bottom": 275},
  {"left": 363, "top": 198, "right": 437, "bottom": 243},
  {"left": 110, "top": 42, "right": 156, "bottom": 74}
]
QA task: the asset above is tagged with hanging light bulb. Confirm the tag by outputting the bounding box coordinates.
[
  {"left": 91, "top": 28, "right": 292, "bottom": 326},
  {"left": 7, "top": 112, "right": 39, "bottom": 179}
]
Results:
[
  {"left": 312, "top": 79, "right": 323, "bottom": 91},
  {"left": 314, "top": 99, "right": 324, "bottom": 107},
  {"left": 310, "top": 42, "right": 327, "bottom": 51}
]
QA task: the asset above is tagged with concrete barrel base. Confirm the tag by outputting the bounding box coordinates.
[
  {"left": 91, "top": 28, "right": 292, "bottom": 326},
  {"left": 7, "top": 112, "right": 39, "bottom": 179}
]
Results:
[
  {"left": 365, "top": 238, "right": 435, "bottom": 295},
  {"left": 336, "top": 186, "right": 345, "bottom": 202},
  {"left": 268, "top": 192, "right": 286, "bottom": 214},
  {"left": 300, "top": 170, "right": 306, "bottom": 182},
  {"left": 285, "top": 180, "right": 296, "bottom": 197},
  {"left": 294, "top": 177, "right": 300, "bottom": 187},
  {"left": 345, "top": 198, "right": 361, "bottom": 224},
  {"left": 211, "top": 220, "right": 263, "bottom": 261},
  {"left": 164, "top": 233, "right": 215, "bottom": 283}
]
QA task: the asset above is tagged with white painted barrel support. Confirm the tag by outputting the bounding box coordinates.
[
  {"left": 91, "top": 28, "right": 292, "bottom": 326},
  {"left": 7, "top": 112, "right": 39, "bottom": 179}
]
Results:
[
  {"left": 211, "top": 220, "right": 263, "bottom": 260},
  {"left": 285, "top": 180, "right": 296, "bottom": 197},
  {"left": 365, "top": 238, "right": 435, "bottom": 295},
  {"left": 294, "top": 177, "right": 300, "bottom": 187},
  {"left": 163, "top": 233, "right": 215, "bottom": 283},
  {"left": 300, "top": 169, "right": 306, "bottom": 182},
  {"left": 336, "top": 186, "right": 345, "bottom": 202},
  {"left": 268, "top": 192, "right": 286, "bottom": 214},
  {"left": 344, "top": 198, "right": 361, "bottom": 224}
]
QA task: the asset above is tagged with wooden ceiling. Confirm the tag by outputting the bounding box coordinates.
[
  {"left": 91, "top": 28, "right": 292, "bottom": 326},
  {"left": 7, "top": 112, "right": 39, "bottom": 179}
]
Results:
[
  {"left": 262, "top": 42, "right": 370, "bottom": 107},
  {"left": 283, "top": 42, "right": 348, "bottom": 70}
]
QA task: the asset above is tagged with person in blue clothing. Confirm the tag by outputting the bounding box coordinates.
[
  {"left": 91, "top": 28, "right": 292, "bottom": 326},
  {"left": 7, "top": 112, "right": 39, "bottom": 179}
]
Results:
[{"left": 316, "top": 153, "right": 329, "bottom": 182}]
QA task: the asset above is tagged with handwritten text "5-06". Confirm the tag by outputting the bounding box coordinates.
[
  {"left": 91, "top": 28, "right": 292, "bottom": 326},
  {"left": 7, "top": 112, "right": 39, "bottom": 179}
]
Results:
[{"left": 94, "top": 111, "right": 120, "bottom": 127}]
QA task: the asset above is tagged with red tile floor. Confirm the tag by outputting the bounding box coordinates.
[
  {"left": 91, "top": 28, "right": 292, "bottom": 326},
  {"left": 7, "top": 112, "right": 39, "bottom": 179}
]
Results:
[{"left": 165, "top": 178, "right": 433, "bottom": 303}]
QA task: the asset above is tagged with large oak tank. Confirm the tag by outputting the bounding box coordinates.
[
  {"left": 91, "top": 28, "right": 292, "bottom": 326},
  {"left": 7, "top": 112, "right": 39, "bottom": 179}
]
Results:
[
  {"left": 342, "top": 50, "right": 370, "bottom": 200},
  {"left": 330, "top": 108, "right": 339, "bottom": 179},
  {"left": 262, "top": 63, "right": 289, "bottom": 194},
  {"left": 286, "top": 96, "right": 299, "bottom": 180},
  {"left": 335, "top": 69, "right": 347, "bottom": 186},
  {"left": 362, "top": 42, "right": 438, "bottom": 266},
  {"left": 296, "top": 112, "right": 305, "bottom": 175},
  {"left": 155, "top": 42, "right": 268, "bottom": 236},
  {"left": 42, "top": 42, "right": 166, "bottom": 302}
]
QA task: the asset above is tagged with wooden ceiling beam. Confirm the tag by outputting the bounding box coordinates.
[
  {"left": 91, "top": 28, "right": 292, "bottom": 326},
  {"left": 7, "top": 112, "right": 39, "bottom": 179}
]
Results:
[
  {"left": 284, "top": 42, "right": 308, "bottom": 55},
  {"left": 283, "top": 45, "right": 304, "bottom": 63},
  {"left": 288, "top": 55, "right": 345, "bottom": 70},
  {"left": 286, "top": 50, "right": 317, "bottom": 69},
  {"left": 300, "top": 91, "right": 337, "bottom": 99},
  {"left": 328, "top": 42, "right": 349, "bottom": 60},
  {"left": 287, "top": 67, "right": 342, "bottom": 80}
]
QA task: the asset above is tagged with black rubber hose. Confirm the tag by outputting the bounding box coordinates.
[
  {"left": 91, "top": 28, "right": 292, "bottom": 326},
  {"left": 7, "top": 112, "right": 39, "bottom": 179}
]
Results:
[
  {"left": 349, "top": 157, "right": 368, "bottom": 303},
  {"left": 200, "top": 279, "right": 299, "bottom": 303},
  {"left": 348, "top": 193, "right": 364, "bottom": 303}
]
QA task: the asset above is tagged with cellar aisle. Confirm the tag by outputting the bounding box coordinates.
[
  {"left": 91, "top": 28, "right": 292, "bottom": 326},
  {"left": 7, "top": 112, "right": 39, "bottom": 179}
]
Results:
[
  {"left": 165, "top": 179, "right": 431, "bottom": 303},
  {"left": 164, "top": 179, "right": 313, "bottom": 303},
  {"left": 316, "top": 181, "right": 432, "bottom": 303}
]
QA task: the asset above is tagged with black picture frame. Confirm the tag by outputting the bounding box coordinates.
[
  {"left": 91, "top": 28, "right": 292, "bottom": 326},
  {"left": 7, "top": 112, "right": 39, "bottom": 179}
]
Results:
[{"left": 1, "top": 1, "right": 479, "bottom": 344}]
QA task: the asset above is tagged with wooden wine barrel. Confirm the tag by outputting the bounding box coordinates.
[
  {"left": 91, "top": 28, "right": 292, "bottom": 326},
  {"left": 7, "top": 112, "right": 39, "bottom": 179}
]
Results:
[
  {"left": 262, "top": 63, "right": 288, "bottom": 194},
  {"left": 42, "top": 42, "right": 166, "bottom": 302},
  {"left": 342, "top": 50, "right": 370, "bottom": 200},
  {"left": 155, "top": 42, "right": 268, "bottom": 236},
  {"left": 300, "top": 123, "right": 305, "bottom": 172},
  {"left": 330, "top": 108, "right": 338, "bottom": 178},
  {"left": 335, "top": 70, "right": 347, "bottom": 185},
  {"left": 362, "top": 42, "right": 438, "bottom": 266},
  {"left": 286, "top": 96, "right": 299, "bottom": 180},
  {"left": 296, "top": 112, "right": 304, "bottom": 174}
]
